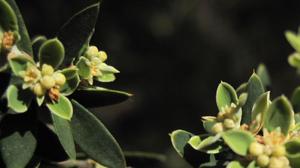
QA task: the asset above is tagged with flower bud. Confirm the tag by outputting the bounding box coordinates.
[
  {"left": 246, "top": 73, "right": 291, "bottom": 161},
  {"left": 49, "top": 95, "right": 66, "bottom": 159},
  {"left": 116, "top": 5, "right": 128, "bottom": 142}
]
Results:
[
  {"left": 41, "top": 64, "right": 54, "bottom": 76},
  {"left": 40, "top": 75, "right": 55, "bottom": 89},
  {"left": 53, "top": 73, "right": 66, "bottom": 86},
  {"left": 269, "top": 157, "right": 285, "bottom": 168},
  {"left": 223, "top": 119, "right": 235, "bottom": 129},
  {"left": 212, "top": 123, "right": 223, "bottom": 134},
  {"left": 86, "top": 46, "right": 99, "bottom": 58},
  {"left": 33, "top": 83, "right": 45, "bottom": 97},
  {"left": 98, "top": 50, "right": 107, "bottom": 62},
  {"left": 257, "top": 154, "right": 270, "bottom": 167},
  {"left": 264, "top": 145, "right": 272, "bottom": 156},
  {"left": 249, "top": 142, "right": 264, "bottom": 156},
  {"left": 272, "top": 145, "right": 286, "bottom": 157}
]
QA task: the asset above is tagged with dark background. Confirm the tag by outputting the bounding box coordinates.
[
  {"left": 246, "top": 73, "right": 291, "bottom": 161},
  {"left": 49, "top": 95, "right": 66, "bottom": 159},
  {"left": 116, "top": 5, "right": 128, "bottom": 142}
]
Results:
[{"left": 17, "top": 0, "right": 300, "bottom": 167}]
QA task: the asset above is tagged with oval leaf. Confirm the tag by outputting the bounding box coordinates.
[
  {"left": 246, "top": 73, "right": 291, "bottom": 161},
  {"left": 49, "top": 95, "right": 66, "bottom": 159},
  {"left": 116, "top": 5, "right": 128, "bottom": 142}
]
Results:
[
  {"left": 242, "top": 73, "right": 265, "bottom": 124},
  {"left": 216, "top": 81, "right": 238, "bottom": 111},
  {"left": 170, "top": 129, "right": 194, "bottom": 157},
  {"left": 57, "top": 3, "right": 100, "bottom": 66},
  {"left": 60, "top": 67, "right": 80, "bottom": 96},
  {"left": 0, "top": 0, "right": 18, "bottom": 31},
  {"left": 264, "top": 96, "right": 294, "bottom": 135},
  {"left": 46, "top": 95, "right": 73, "bottom": 120},
  {"left": 256, "top": 63, "right": 271, "bottom": 88},
  {"left": 71, "top": 100, "right": 126, "bottom": 168},
  {"left": 291, "top": 86, "right": 300, "bottom": 113},
  {"left": 51, "top": 113, "right": 76, "bottom": 159},
  {"left": 285, "top": 140, "right": 300, "bottom": 168},
  {"left": 285, "top": 31, "right": 300, "bottom": 53},
  {"left": 76, "top": 57, "right": 91, "bottom": 79},
  {"left": 222, "top": 130, "right": 255, "bottom": 156},
  {"left": 39, "top": 38, "right": 65, "bottom": 69},
  {"left": 288, "top": 53, "right": 300, "bottom": 69},
  {"left": 6, "top": 85, "right": 33, "bottom": 113}
]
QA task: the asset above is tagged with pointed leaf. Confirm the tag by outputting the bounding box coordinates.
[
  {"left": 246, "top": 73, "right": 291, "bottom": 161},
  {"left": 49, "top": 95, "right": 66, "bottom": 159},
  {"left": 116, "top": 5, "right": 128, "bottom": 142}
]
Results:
[
  {"left": 170, "top": 129, "right": 194, "bottom": 157},
  {"left": 291, "top": 86, "right": 300, "bottom": 113},
  {"left": 51, "top": 113, "right": 76, "bottom": 159},
  {"left": 5, "top": 0, "right": 32, "bottom": 54},
  {"left": 222, "top": 130, "right": 255, "bottom": 156},
  {"left": 71, "top": 100, "right": 126, "bottom": 168},
  {"left": 0, "top": 0, "right": 18, "bottom": 31},
  {"left": 97, "top": 73, "right": 116, "bottom": 82},
  {"left": 46, "top": 95, "right": 73, "bottom": 120},
  {"left": 7, "top": 85, "right": 33, "bottom": 113},
  {"left": 285, "top": 31, "right": 300, "bottom": 52},
  {"left": 57, "top": 3, "right": 100, "bottom": 66},
  {"left": 264, "top": 96, "right": 294, "bottom": 135},
  {"left": 39, "top": 38, "right": 65, "bottom": 69},
  {"left": 216, "top": 82, "right": 238, "bottom": 111},
  {"left": 71, "top": 86, "right": 132, "bottom": 107},
  {"left": 252, "top": 92, "right": 270, "bottom": 121},
  {"left": 242, "top": 73, "right": 265, "bottom": 124},
  {"left": 256, "top": 63, "right": 271, "bottom": 88}
]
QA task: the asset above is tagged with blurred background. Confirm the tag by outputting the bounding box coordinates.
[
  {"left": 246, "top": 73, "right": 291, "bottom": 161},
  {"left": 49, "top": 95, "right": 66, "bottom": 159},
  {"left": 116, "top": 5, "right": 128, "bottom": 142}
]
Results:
[{"left": 17, "top": 0, "right": 300, "bottom": 167}]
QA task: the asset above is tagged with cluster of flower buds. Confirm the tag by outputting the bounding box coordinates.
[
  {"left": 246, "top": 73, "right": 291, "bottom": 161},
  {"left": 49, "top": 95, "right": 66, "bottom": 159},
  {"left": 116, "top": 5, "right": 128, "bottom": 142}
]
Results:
[
  {"left": 248, "top": 130, "right": 290, "bottom": 168},
  {"left": 1, "top": 31, "right": 18, "bottom": 52},
  {"left": 20, "top": 64, "right": 66, "bottom": 101},
  {"left": 211, "top": 103, "right": 240, "bottom": 134},
  {"left": 83, "top": 45, "right": 119, "bottom": 84}
]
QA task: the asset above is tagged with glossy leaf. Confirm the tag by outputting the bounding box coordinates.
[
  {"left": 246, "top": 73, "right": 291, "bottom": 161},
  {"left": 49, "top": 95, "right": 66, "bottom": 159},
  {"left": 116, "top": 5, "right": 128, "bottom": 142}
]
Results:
[
  {"left": 242, "top": 73, "right": 264, "bottom": 124},
  {"left": 7, "top": 85, "right": 33, "bottom": 113},
  {"left": 216, "top": 81, "right": 238, "bottom": 111},
  {"left": 170, "top": 129, "right": 194, "bottom": 157},
  {"left": 39, "top": 38, "right": 65, "bottom": 69},
  {"left": 0, "top": 0, "right": 18, "bottom": 31},
  {"left": 222, "top": 130, "right": 255, "bottom": 156},
  {"left": 285, "top": 31, "right": 300, "bottom": 53},
  {"left": 51, "top": 113, "right": 76, "bottom": 159},
  {"left": 32, "top": 36, "right": 47, "bottom": 61},
  {"left": 60, "top": 67, "right": 80, "bottom": 96},
  {"left": 264, "top": 96, "right": 294, "bottom": 135},
  {"left": 236, "top": 83, "right": 248, "bottom": 96},
  {"left": 46, "top": 95, "right": 73, "bottom": 120},
  {"left": 252, "top": 92, "right": 270, "bottom": 121},
  {"left": 285, "top": 140, "right": 300, "bottom": 168},
  {"left": 256, "top": 63, "right": 271, "bottom": 88},
  {"left": 57, "top": 3, "right": 100, "bottom": 66},
  {"left": 202, "top": 117, "right": 217, "bottom": 134},
  {"left": 71, "top": 100, "right": 126, "bottom": 168},
  {"left": 71, "top": 86, "right": 132, "bottom": 107},
  {"left": 188, "top": 135, "right": 222, "bottom": 154},
  {"left": 76, "top": 57, "right": 91, "bottom": 79},
  {"left": 5, "top": 0, "right": 32, "bottom": 55},
  {"left": 291, "top": 86, "right": 300, "bottom": 112}
]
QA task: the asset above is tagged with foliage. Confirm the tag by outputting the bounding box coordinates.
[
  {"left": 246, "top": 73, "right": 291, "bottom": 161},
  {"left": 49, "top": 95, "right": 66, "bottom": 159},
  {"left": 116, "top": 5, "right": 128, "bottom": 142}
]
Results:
[
  {"left": 0, "top": 0, "right": 132, "bottom": 167},
  {"left": 170, "top": 28, "right": 300, "bottom": 168}
]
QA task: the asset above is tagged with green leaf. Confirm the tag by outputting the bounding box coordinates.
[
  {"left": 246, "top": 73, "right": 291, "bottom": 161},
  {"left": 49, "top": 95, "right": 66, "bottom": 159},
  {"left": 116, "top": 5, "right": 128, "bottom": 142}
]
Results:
[
  {"left": 288, "top": 53, "right": 300, "bottom": 68},
  {"left": 188, "top": 135, "right": 222, "bottom": 154},
  {"left": 6, "top": 85, "right": 33, "bottom": 113},
  {"left": 236, "top": 83, "right": 248, "bottom": 96},
  {"left": 32, "top": 36, "right": 47, "bottom": 61},
  {"left": 252, "top": 92, "right": 270, "bottom": 121},
  {"left": 76, "top": 57, "right": 91, "bottom": 79},
  {"left": 97, "top": 73, "right": 116, "bottom": 82},
  {"left": 39, "top": 38, "right": 65, "bottom": 69},
  {"left": 247, "top": 161, "right": 257, "bottom": 168},
  {"left": 242, "top": 73, "right": 265, "bottom": 124},
  {"left": 71, "top": 100, "right": 126, "bottom": 168},
  {"left": 216, "top": 81, "right": 238, "bottom": 111},
  {"left": 57, "top": 3, "right": 100, "bottom": 66},
  {"left": 8, "top": 55, "right": 34, "bottom": 76},
  {"left": 60, "top": 67, "right": 80, "bottom": 96},
  {"left": 202, "top": 117, "right": 217, "bottom": 133},
  {"left": 256, "top": 63, "right": 271, "bottom": 88},
  {"left": 5, "top": 0, "right": 32, "bottom": 55},
  {"left": 226, "top": 161, "right": 244, "bottom": 168},
  {"left": 285, "top": 31, "right": 300, "bottom": 52},
  {"left": 291, "top": 86, "right": 300, "bottom": 112},
  {"left": 71, "top": 86, "right": 132, "bottom": 107},
  {"left": 0, "top": 0, "right": 18, "bottom": 31},
  {"left": 285, "top": 140, "right": 300, "bottom": 168},
  {"left": 51, "top": 113, "right": 76, "bottom": 159},
  {"left": 0, "top": 113, "right": 37, "bottom": 168},
  {"left": 170, "top": 129, "right": 194, "bottom": 157},
  {"left": 222, "top": 130, "right": 255, "bottom": 156},
  {"left": 46, "top": 95, "right": 73, "bottom": 120},
  {"left": 264, "top": 96, "right": 294, "bottom": 135}
]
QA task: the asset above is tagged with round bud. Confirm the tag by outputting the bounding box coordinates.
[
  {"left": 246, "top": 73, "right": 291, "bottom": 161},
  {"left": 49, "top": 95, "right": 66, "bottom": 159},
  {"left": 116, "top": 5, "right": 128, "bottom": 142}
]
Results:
[
  {"left": 33, "top": 83, "right": 45, "bottom": 97},
  {"left": 53, "top": 73, "right": 66, "bottom": 86},
  {"left": 269, "top": 157, "right": 285, "bottom": 168},
  {"left": 223, "top": 119, "right": 235, "bottom": 129},
  {"left": 264, "top": 145, "right": 272, "bottom": 156},
  {"left": 272, "top": 145, "right": 286, "bottom": 157},
  {"left": 40, "top": 75, "right": 55, "bottom": 89},
  {"left": 212, "top": 123, "right": 224, "bottom": 134},
  {"left": 249, "top": 142, "right": 264, "bottom": 156},
  {"left": 217, "top": 111, "right": 226, "bottom": 121},
  {"left": 86, "top": 46, "right": 99, "bottom": 58},
  {"left": 257, "top": 154, "right": 270, "bottom": 167},
  {"left": 98, "top": 51, "right": 107, "bottom": 62},
  {"left": 41, "top": 64, "right": 54, "bottom": 76}
]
